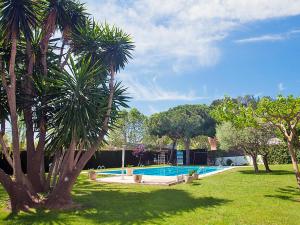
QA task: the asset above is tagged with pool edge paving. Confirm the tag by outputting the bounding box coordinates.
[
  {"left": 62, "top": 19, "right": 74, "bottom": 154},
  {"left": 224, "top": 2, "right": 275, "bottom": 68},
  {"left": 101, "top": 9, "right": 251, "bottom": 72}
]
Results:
[{"left": 95, "top": 166, "right": 235, "bottom": 186}]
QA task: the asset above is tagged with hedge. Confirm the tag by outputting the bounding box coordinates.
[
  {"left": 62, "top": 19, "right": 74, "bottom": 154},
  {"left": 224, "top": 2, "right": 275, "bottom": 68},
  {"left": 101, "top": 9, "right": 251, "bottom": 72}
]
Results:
[{"left": 268, "top": 144, "right": 300, "bottom": 164}]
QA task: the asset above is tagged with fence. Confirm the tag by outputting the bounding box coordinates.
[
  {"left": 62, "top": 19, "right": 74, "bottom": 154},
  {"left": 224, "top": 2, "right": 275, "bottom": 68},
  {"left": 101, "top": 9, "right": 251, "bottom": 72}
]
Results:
[{"left": 0, "top": 149, "right": 208, "bottom": 173}]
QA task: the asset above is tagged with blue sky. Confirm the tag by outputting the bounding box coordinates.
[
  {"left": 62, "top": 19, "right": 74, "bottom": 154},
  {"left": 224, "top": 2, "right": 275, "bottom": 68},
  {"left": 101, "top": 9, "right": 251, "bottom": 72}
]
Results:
[{"left": 86, "top": 0, "right": 300, "bottom": 115}]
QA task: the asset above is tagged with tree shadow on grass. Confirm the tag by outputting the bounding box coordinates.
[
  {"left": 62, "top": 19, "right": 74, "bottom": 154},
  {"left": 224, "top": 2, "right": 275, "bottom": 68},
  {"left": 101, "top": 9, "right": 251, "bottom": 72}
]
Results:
[
  {"left": 4, "top": 209, "right": 70, "bottom": 225},
  {"left": 265, "top": 186, "right": 300, "bottom": 202},
  {"left": 239, "top": 169, "right": 294, "bottom": 176},
  {"left": 4, "top": 186, "right": 231, "bottom": 225}
]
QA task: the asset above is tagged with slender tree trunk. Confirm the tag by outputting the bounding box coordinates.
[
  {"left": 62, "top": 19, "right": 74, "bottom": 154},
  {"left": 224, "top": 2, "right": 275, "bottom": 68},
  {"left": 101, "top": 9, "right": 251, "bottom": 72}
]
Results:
[
  {"left": 262, "top": 154, "right": 272, "bottom": 173},
  {"left": 0, "top": 120, "right": 14, "bottom": 168},
  {"left": 184, "top": 138, "right": 191, "bottom": 165},
  {"left": 287, "top": 141, "right": 300, "bottom": 189},
  {"left": 251, "top": 154, "right": 259, "bottom": 173},
  {"left": 6, "top": 34, "right": 24, "bottom": 183},
  {"left": 45, "top": 140, "right": 78, "bottom": 209},
  {"left": 32, "top": 10, "right": 58, "bottom": 190},
  {"left": 23, "top": 42, "right": 45, "bottom": 192},
  {"left": 59, "top": 40, "right": 66, "bottom": 65},
  {"left": 168, "top": 139, "right": 177, "bottom": 164}
]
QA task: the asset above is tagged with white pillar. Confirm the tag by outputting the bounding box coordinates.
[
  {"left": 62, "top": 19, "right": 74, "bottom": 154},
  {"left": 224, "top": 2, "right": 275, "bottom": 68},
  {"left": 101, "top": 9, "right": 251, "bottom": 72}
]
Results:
[{"left": 121, "top": 145, "right": 126, "bottom": 180}]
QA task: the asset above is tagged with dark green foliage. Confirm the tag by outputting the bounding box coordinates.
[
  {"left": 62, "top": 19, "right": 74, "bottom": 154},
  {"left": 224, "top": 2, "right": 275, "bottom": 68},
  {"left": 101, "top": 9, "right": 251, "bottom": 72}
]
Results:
[
  {"left": 148, "top": 104, "right": 216, "bottom": 140},
  {"left": 72, "top": 21, "right": 135, "bottom": 72},
  {"left": 42, "top": 0, "right": 88, "bottom": 32},
  {"left": 268, "top": 144, "right": 300, "bottom": 164},
  {"left": 226, "top": 158, "right": 233, "bottom": 166},
  {"left": 45, "top": 57, "right": 128, "bottom": 151},
  {"left": 0, "top": 0, "right": 38, "bottom": 40},
  {"left": 108, "top": 108, "right": 147, "bottom": 147}
]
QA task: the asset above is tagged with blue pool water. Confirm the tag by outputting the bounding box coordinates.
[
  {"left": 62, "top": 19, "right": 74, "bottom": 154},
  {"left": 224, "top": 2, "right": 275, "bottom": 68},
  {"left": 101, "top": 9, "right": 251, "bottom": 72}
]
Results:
[{"left": 98, "top": 166, "right": 225, "bottom": 176}]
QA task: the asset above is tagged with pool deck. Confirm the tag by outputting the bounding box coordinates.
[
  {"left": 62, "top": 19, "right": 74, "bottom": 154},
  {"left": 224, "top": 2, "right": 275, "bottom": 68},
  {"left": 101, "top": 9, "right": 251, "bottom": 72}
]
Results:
[{"left": 96, "top": 166, "right": 235, "bottom": 186}]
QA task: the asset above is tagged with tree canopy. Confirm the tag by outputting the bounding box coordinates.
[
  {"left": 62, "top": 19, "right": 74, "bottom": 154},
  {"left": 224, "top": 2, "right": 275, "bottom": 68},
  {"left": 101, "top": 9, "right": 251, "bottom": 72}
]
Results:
[
  {"left": 148, "top": 104, "right": 216, "bottom": 164},
  {"left": 108, "top": 108, "right": 147, "bottom": 148},
  {"left": 213, "top": 95, "right": 300, "bottom": 184}
]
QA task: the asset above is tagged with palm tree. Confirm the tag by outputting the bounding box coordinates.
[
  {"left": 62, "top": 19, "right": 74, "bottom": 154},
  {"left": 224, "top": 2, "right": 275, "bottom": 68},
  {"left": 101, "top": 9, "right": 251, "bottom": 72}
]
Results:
[
  {"left": 44, "top": 56, "right": 129, "bottom": 208},
  {"left": 0, "top": 0, "right": 37, "bottom": 184},
  {"left": 72, "top": 21, "right": 134, "bottom": 132},
  {"left": 43, "top": 22, "right": 134, "bottom": 209},
  {"left": 0, "top": 0, "right": 41, "bottom": 212},
  {"left": 40, "top": 0, "right": 87, "bottom": 74},
  {"left": 0, "top": 0, "right": 134, "bottom": 212}
]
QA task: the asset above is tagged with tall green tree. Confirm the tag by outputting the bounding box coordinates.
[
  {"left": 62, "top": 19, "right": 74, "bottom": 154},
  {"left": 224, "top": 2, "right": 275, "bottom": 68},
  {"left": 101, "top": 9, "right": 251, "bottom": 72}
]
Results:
[
  {"left": 148, "top": 111, "right": 180, "bottom": 163},
  {"left": 256, "top": 96, "right": 300, "bottom": 188},
  {"left": 169, "top": 105, "right": 215, "bottom": 165},
  {"left": 148, "top": 105, "right": 215, "bottom": 165},
  {"left": 108, "top": 108, "right": 147, "bottom": 148},
  {"left": 0, "top": 0, "right": 134, "bottom": 212}
]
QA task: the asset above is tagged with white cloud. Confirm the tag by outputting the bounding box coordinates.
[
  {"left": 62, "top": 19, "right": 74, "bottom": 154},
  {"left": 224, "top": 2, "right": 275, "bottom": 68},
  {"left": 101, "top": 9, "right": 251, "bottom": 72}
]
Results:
[
  {"left": 85, "top": 0, "right": 300, "bottom": 105},
  {"left": 235, "top": 29, "right": 300, "bottom": 43},
  {"left": 278, "top": 83, "right": 285, "bottom": 92},
  {"left": 119, "top": 73, "right": 208, "bottom": 101},
  {"left": 86, "top": 0, "right": 300, "bottom": 71}
]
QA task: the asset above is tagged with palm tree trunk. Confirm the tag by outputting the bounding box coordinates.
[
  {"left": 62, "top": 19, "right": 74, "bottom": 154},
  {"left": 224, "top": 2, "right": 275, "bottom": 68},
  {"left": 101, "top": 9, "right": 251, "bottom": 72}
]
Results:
[
  {"left": 6, "top": 34, "right": 24, "bottom": 182},
  {"left": 0, "top": 34, "right": 38, "bottom": 211},
  {"left": 45, "top": 64, "right": 116, "bottom": 209},
  {"left": 23, "top": 42, "right": 45, "bottom": 192},
  {"left": 35, "top": 12, "right": 58, "bottom": 189},
  {"left": 0, "top": 169, "right": 37, "bottom": 212}
]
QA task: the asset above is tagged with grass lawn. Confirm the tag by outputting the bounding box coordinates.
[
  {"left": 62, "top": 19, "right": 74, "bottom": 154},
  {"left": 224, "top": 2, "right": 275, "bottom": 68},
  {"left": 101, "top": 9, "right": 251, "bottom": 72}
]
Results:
[{"left": 0, "top": 164, "right": 299, "bottom": 225}]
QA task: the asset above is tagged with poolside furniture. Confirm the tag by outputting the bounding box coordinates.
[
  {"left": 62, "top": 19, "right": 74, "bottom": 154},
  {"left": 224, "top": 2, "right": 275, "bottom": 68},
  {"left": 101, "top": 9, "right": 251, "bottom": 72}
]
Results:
[
  {"left": 88, "top": 170, "right": 97, "bottom": 180},
  {"left": 183, "top": 174, "right": 193, "bottom": 183},
  {"left": 133, "top": 174, "right": 142, "bottom": 183},
  {"left": 126, "top": 167, "right": 133, "bottom": 176},
  {"left": 193, "top": 173, "right": 199, "bottom": 179}
]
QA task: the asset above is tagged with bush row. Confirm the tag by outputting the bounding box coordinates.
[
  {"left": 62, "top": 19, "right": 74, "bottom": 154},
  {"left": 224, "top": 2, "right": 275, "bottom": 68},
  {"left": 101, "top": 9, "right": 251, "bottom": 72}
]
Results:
[{"left": 268, "top": 144, "right": 300, "bottom": 164}]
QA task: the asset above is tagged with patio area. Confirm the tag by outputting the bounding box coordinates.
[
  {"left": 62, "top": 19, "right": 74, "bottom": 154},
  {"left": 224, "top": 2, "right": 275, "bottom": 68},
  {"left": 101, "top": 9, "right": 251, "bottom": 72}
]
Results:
[
  {"left": 97, "top": 175, "right": 181, "bottom": 186},
  {"left": 96, "top": 166, "right": 235, "bottom": 186}
]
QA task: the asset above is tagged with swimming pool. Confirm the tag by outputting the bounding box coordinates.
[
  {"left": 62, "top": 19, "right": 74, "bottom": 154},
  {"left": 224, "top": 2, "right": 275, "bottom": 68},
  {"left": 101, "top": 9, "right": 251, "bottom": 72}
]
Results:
[{"left": 98, "top": 166, "right": 226, "bottom": 177}]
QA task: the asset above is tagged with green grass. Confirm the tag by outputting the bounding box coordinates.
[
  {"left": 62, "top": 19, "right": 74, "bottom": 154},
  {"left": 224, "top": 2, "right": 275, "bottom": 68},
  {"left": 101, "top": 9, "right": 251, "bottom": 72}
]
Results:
[{"left": 0, "top": 164, "right": 299, "bottom": 225}]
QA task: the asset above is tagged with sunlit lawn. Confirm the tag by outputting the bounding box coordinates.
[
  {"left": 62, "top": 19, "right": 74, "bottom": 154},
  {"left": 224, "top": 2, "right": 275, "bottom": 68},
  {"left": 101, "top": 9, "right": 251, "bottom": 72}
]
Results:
[{"left": 0, "top": 164, "right": 299, "bottom": 225}]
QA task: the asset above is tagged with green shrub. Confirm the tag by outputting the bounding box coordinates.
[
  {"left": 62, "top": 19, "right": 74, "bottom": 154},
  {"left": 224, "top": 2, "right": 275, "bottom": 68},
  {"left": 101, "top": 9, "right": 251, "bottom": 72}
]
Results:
[
  {"left": 268, "top": 144, "right": 300, "bottom": 164},
  {"left": 226, "top": 158, "right": 233, "bottom": 166},
  {"left": 188, "top": 170, "right": 196, "bottom": 176}
]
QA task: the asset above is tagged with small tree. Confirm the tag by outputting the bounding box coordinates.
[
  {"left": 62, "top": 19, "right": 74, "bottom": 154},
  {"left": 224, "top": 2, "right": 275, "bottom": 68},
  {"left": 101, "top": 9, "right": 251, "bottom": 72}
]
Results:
[
  {"left": 212, "top": 96, "right": 275, "bottom": 173},
  {"left": 108, "top": 108, "right": 147, "bottom": 148},
  {"left": 257, "top": 96, "right": 300, "bottom": 188},
  {"left": 216, "top": 122, "right": 261, "bottom": 172}
]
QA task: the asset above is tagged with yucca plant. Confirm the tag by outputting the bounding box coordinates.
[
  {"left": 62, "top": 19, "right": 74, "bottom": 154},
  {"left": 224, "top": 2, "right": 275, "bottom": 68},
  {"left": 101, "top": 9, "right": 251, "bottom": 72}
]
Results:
[{"left": 0, "top": 0, "right": 134, "bottom": 212}]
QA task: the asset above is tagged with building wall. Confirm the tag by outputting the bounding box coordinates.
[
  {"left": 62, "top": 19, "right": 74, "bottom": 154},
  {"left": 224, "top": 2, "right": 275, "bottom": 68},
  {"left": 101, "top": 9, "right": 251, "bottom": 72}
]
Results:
[{"left": 215, "top": 155, "right": 263, "bottom": 166}]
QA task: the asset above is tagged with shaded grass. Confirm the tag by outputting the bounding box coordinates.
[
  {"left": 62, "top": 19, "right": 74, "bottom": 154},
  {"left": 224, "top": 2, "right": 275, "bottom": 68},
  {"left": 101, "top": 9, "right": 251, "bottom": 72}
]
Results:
[{"left": 0, "top": 164, "right": 299, "bottom": 225}]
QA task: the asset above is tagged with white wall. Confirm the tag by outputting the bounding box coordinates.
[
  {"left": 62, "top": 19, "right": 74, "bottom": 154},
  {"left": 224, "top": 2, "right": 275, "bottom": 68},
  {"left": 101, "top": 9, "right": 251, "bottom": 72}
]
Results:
[{"left": 215, "top": 155, "right": 263, "bottom": 166}]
